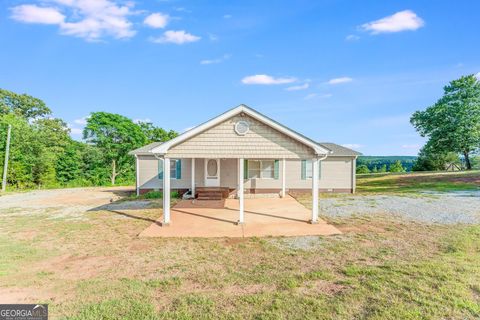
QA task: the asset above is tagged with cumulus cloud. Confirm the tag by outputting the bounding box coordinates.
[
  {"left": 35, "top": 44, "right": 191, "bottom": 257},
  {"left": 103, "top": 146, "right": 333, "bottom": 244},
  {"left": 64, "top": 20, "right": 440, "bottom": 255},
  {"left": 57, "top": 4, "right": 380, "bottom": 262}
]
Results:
[
  {"left": 241, "top": 74, "right": 297, "bottom": 85},
  {"left": 144, "top": 12, "right": 169, "bottom": 29},
  {"left": 328, "top": 77, "right": 353, "bottom": 85},
  {"left": 11, "top": 0, "right": 137, "bottom": 41},
  {"left": 285, "top": 83, "right": 309, "bottom": 91},
  {"left": 11, "top": 5, "right": 65, "bottom": 24},
  {"left": 200, "top": 54, "right": 231, "bottom": 65},
  {"left": 361, "top": 10, "right": 424, "bottom": 34},
  {"left": 151, "top": 30, "right": 201, "bottom": 44}
]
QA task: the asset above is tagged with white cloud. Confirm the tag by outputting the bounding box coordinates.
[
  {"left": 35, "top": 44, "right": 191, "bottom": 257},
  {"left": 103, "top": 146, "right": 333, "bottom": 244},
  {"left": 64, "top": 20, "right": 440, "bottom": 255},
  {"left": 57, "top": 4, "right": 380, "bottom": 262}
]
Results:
[
  {"left": 200, "top": 54, "right": 231, "bottom": 65},
  {"left": 475, "top": 72, "right": 480, "bottom": 80},
  {"left": 11, "top": 5, "right": 65, "bottom": 24},
  {"left": 74, "top": 116, "right": 88, "bottom": 125},
  {"left": 70, "top": 127, "right": 83, "bottom": 135},
  {"left": 144, "top": 12, "right": 169, "bottom": 29},
  {"left": 328, "top": 77, "right": 353, "bottom": 85},
  {"left": 285, "top": 83, "right": 309, "bottom": 91},
  {"left": 319, "top": 93, "right": 333, "bottom": 98},
  {"left": 208, "top": 33, "right": 218, "bottom": 41},
  {"left": 241, "top": 74, "right": 297, "bottom": 85},
  {"left": 11, "top": 0, "right": 137, "bottom": 41},
  {"left": 342, "top": 144, "right": 363, "bottom": 149},
  {"left": 151, "top": 30, "right": 201, "bottom": 44},
  {"left": 361, "top": 10, "right": 424, "bottom": 34},
  {"left": 345, "top": 34, "right": 360, "bottom": 41}
]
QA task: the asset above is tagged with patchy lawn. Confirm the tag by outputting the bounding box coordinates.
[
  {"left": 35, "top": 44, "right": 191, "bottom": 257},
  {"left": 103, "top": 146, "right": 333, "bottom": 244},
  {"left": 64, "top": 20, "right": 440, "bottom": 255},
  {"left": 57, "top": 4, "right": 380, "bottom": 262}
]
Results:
[
  {"left": 0, "top": 186, "right": 479, "bottom": 319},
  {"left": 357, "top": 170, "right": 480, "bottom": 194}
]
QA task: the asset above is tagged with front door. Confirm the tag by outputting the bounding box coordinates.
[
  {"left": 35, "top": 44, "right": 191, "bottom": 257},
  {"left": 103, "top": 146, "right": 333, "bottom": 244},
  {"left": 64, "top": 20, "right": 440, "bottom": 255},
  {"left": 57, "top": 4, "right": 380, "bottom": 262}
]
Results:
[{"left": 204, "top": 158, "right": 220, "bottom": 187}]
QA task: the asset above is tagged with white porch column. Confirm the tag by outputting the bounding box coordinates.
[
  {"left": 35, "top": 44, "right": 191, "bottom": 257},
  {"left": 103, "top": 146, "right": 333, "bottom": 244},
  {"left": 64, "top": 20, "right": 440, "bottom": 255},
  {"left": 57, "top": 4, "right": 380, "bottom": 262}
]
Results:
[
  {"left": 191, "top": 158, "right": 196, "bottom": 198},
  {"left": 163, "top": 157, "right": 171, "bottom": 226},
  {"left": 311, "top": 158, "right": 319, "bottom": 224},
  {"left": 135, "top": 155, "right": 140, "bottom": 196},
  {"left": 238, "top": 158, "right": 245, "bottom": 224},
  {"left": 281, "top": 158, "right": 286, "bottom": 198}
]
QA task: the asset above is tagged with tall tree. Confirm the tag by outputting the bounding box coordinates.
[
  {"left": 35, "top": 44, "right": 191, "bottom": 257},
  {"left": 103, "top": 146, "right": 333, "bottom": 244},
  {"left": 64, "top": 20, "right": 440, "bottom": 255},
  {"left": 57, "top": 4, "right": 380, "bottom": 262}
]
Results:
[
  {"left": 389, "top": 160, "right": 405, "bottom": 173},
  {"left": 0, "top": 89, "right": 51, "bottom": 120},
  {"left": 83, "top": 112, "right": 146, "bottom": 185},
  {"left": 411, "top": 74, "right": 480, "bottom": 169},
  {"left": 137, "top": 121, "right": 178, "bottom": 143}
]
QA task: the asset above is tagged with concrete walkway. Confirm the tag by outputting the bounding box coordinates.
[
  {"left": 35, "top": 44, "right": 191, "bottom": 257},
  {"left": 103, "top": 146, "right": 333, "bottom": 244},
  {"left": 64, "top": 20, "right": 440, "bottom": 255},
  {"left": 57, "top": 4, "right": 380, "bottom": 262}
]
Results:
[{"left": 139, "top": 196, "right": 341, "bottom": 238}]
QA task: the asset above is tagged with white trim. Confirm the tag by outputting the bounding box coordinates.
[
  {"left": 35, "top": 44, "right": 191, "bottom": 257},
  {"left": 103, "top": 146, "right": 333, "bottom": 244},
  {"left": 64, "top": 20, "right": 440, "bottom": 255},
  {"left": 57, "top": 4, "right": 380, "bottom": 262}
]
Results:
[
  {"left": 311, "top": 158, "right": 319, "bottom": 223},
  {"left": 163, "top": 157, "right": 171, "bottom": 225},
  {"left": 281, "top": 158, "right": 286, "bottom": 198},
  {"left": 135, "top": 155, "right": 139, "bottom": 196},
  {"left": 150, "top": 105, "right": 331, "bottom": 156},
  {"left": 238, "top": 158, "right": 244, "bottom": 224},
  {"left": 191, "top": 158, "right": 195, "bottom": 197}
]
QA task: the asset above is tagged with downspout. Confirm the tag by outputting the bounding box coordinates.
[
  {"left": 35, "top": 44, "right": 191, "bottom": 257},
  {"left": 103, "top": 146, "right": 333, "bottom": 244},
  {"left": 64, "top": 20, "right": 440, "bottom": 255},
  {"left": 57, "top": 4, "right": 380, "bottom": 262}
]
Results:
[{"left": 135, "top": 155, "right": 139, "bottom": 196}]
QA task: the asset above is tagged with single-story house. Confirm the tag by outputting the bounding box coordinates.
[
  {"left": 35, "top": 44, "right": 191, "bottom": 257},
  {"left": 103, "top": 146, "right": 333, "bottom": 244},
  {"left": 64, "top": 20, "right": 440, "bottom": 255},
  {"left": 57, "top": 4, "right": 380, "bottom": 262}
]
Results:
[{"left": 129, "top": 104, "right": 360, "bottom": 226}]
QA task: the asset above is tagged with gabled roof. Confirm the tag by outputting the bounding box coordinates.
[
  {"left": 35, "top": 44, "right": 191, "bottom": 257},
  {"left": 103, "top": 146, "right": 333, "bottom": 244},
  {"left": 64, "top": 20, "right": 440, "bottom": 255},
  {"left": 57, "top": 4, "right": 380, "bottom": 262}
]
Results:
[
  {"left": 318, "top": 142, "right": 362, "bottom": 157},
  {"left": 129, "top": 141, "right": 163, "bottom": 156},
  {"left": 148, "top": 104, "right": 331, "bottom": 156}
]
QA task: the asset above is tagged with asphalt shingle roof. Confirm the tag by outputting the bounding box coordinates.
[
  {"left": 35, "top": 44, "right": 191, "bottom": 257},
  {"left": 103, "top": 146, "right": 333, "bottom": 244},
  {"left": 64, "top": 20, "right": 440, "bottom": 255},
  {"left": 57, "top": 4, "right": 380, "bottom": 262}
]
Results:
[
  {"left": 319, "top": 142, "right": 362, "bottom": 157},
  {"left": 129, "top": 141, "right": 163, "bottom": 155}
]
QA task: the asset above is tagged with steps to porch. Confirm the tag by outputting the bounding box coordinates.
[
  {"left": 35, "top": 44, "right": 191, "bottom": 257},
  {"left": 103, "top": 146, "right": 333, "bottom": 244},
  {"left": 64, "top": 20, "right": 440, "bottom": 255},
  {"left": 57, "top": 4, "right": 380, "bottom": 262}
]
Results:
[{"left": 196, "top": 187, "right": 229, "bottom": 200}]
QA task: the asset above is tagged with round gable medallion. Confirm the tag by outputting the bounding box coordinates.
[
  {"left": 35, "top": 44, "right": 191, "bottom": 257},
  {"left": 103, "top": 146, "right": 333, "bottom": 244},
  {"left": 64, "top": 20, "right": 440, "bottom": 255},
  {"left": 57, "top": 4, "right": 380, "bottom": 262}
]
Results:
[{"left": 234, "top": 120, "right": 250, "bottom": 135}]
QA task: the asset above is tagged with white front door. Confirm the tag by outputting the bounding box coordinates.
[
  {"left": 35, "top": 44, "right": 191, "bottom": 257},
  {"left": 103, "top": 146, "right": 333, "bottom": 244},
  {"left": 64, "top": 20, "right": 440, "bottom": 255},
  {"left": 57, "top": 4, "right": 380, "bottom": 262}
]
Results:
[{"left": 204, "top": 158, "right": 220, "bottom": 187}]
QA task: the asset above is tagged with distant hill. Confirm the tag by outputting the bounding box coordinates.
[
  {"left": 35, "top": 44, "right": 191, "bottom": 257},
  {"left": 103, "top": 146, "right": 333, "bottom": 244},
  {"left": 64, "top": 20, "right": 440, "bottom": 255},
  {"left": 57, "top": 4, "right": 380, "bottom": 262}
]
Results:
[{"left": 357, "top": 156, "right": 417, "bottom": 172}]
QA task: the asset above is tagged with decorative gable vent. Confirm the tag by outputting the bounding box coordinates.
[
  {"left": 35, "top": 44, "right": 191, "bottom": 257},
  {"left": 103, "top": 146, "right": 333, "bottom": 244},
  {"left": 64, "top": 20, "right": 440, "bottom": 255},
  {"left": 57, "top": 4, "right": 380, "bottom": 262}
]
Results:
[{"left": 234, "top": 120, "right": 250, "bottom": 135}]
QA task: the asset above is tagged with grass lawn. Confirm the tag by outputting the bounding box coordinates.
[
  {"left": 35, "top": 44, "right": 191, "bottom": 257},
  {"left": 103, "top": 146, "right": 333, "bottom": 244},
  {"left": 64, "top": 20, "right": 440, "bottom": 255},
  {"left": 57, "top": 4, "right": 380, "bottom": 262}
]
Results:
[
  {"left": 357, "top": 170, "right": 480, "bottom": 194},
  {"left": 0, "top": 173, "right": 479, "bottom": 319}
]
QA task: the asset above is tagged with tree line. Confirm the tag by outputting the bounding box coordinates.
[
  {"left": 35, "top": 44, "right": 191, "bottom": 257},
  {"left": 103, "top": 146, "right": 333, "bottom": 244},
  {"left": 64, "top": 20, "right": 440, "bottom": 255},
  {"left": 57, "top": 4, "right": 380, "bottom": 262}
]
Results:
[{"left": 0, "top": 88, "right": 177, "bottom": 190}]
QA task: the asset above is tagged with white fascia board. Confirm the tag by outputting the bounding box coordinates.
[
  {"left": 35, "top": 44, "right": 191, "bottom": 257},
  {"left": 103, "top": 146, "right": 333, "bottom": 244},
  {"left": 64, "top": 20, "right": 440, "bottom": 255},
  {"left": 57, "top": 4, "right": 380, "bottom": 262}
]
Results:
[{"left": 150, "top": 104, "right": 331, "bottom": 156}]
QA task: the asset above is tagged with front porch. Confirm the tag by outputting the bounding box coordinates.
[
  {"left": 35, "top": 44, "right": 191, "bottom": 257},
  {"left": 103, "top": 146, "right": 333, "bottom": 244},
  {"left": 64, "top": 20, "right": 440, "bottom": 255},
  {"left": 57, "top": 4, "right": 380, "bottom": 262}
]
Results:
[{"left": 139, "top": 195, "right": 341, "bottom": 238}]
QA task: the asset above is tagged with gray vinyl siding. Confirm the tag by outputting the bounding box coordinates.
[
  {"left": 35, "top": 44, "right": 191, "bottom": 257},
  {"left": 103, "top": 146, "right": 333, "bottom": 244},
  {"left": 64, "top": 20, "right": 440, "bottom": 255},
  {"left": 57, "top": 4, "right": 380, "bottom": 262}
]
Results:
[
  {"left": 138, "top": 156, "right": 354, "bottom": 191},
  {"left": 166, "top": 114, "right": 315, "bottom": 159}
]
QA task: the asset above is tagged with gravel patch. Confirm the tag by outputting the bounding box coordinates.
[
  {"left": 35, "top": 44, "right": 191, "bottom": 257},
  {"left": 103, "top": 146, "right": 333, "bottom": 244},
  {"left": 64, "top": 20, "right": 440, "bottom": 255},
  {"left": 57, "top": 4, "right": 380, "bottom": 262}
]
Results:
[{"left": 320, "top": 191, "right": 480, "bottom": 224}]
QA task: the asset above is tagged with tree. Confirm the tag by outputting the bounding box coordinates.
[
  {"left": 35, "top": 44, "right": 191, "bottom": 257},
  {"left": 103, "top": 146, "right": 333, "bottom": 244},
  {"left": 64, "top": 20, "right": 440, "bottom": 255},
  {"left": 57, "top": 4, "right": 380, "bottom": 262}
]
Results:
[
  {"left": 413, "top": 142, "right": 460, "bottom": 171},
  {"left": 0, "top": 89, "right": 51, "bottom": 120},
  {"left": 410, "top": 74, "right": 480, "bottom": 170},
  {"left": 389, "top": 160, "right": 405, "bottom": 173},
  {"left": 356, "top": 165, "right": 370, "bottom": 174},
  {"left": 378, "top": 164, "right": 387, "bottom": 173},
  {"left": 83, "top": 112, "right": 146, "bottom": 185},
  {"left": 138, "top": 121, "right": 178, "bottom": 143},
  {"left": 371, "top": 165, "right": 378, "bottom": 173}
]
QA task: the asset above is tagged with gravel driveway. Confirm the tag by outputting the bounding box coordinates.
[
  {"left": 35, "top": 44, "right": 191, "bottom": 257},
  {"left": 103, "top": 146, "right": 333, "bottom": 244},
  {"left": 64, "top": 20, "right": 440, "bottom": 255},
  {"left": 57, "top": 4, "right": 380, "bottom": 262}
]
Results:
[{"left": 320, "top": 191, "right": 480, "bottom": 224}]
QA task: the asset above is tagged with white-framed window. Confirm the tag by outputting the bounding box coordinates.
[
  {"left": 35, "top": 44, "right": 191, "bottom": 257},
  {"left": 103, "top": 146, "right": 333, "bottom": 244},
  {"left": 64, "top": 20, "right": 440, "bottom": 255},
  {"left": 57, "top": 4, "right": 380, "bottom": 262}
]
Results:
[
  {"left": 248, "top": 160, "right": 275, "bottom": 179},
  {"left": 301, "top": 159, "right": 322, "bottom": 180},
  {"left": 158, "top": 158, "right": 181, "bottom": 180}
]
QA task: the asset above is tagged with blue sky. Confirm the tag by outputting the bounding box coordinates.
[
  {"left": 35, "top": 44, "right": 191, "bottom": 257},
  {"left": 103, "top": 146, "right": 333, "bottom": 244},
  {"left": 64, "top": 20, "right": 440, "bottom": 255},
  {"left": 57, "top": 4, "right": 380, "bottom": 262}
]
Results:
[{"left": 1, "top": 0, "right": 479, "bottom": 156}]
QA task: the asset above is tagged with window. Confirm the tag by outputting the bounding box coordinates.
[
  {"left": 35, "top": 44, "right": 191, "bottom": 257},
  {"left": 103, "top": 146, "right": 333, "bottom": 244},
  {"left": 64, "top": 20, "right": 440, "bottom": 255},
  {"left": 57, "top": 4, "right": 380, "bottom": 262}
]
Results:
[
  {"left": 158, "top": 159, "right": 181, "bottom": 179},
  {"left": 170, "top": 159, "right": 179, "bottom": 179},
  {"left": 305, "top": 160, "right": 313, "bottom": 179},
  {"left": 248, "top": 160, "right": 276, "bottom": 179},
  {"left": 301, "top": 160, "right": 322, "bottom": 180}
]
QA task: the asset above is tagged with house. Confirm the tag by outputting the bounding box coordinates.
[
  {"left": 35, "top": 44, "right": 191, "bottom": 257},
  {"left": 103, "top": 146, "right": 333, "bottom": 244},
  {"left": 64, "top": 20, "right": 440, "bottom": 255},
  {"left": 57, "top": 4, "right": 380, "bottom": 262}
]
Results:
[{"left": 129, "top": 104, "right": 361, "bottom": 226}]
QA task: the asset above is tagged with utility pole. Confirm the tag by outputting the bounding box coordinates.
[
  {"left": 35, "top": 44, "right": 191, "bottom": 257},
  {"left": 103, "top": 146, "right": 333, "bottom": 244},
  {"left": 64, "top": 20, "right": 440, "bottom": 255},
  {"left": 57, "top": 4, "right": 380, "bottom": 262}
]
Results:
[{"left": 2, "top": 124, "right": 11, "bottom": 192}]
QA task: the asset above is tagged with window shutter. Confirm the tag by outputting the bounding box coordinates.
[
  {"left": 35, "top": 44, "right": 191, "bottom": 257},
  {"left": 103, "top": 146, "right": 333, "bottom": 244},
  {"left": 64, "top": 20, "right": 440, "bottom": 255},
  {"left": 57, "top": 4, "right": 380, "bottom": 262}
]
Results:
[
  {"left": 158, "top": 159, "right": 164, "bottom": 179},
  {"left": 244, "top": 159, "right": 248, "bottom": 179},
  {"left": 176, "top": 160, "right": 182, "bottom": 179},
  {"left": 301, "top": 160, "right": 306, "bottom": 180},
  {"left": 274, "top": 160, "right": 279, "bottom": 179}
]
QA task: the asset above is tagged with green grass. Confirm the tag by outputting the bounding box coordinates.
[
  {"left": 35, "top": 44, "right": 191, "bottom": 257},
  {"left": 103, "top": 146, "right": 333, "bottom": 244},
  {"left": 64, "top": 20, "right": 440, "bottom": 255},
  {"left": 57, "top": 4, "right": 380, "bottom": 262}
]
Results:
[{"left": 357, "top": 170, "right": 480, "bottom": 194}]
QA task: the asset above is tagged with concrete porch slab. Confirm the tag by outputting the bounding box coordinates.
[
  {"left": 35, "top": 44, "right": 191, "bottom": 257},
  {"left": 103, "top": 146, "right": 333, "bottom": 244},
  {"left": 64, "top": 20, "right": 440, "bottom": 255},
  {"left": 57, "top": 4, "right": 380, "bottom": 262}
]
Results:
[{"left": 139, "top": 196, "right": 341, "bottom": 238}]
